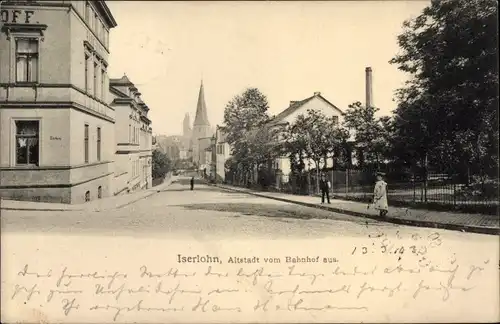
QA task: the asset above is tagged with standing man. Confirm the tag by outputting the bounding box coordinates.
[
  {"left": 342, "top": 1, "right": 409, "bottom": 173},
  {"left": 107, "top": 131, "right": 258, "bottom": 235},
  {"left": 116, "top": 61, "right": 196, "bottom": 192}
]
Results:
[
  {"left": 190, "top": 176, "right": 194, "bottom": 190},
  {"left": 319, "top": 174, "right": 331, "bottom": 204}
]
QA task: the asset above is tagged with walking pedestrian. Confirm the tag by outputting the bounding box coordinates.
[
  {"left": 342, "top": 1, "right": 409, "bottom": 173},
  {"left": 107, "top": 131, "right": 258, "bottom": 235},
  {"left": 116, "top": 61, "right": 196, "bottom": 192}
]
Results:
[
  {"left": 190, "top": 176, "right": 194, "bottom": 190},
  {"left": 373, "top": 172, "right": 388, "bottom": 217},
  {"left": 319, "top": 174, "right": 331, "bottom": 204}
]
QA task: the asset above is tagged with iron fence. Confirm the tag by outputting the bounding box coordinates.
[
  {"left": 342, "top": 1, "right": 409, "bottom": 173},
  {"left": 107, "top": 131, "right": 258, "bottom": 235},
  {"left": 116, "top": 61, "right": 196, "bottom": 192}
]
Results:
[{"left": 225, "top": 168, "right": 498, "bottom": 215}]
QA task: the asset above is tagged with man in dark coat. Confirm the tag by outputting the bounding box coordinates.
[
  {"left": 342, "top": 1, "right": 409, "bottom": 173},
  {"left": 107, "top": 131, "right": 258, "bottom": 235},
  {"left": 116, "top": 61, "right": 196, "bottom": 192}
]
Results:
[
  {"left": 190, "top": 177, "right": 194, "bottom": 190},
  {"left": 319, "top": 174, "right": 330, "bottom": 204}
]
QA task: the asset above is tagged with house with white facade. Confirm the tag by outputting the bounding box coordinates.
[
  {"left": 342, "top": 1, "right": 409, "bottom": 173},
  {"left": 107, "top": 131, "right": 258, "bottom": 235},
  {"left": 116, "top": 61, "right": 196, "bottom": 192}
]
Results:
[
  {"left": 267, "top": 91, "right": 344, "bottom": 180},
  {"left": 214, "top": 126, "right": 231, "bottom": 182},
  {"left": 109, "top": 75, "right": 153, "bottom": 195}
]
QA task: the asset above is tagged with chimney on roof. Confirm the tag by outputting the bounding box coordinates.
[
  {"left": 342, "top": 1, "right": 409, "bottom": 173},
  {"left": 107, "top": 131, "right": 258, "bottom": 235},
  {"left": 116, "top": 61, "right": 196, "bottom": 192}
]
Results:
[
  {"left": 290, "top": 101, "right": 298, "bottom": 106},
  {"left": 314, "top": 92, "right": 321, "bottom": 96},
  {"left": 365, "top": 67, "right": 373, "bottom": 108}
]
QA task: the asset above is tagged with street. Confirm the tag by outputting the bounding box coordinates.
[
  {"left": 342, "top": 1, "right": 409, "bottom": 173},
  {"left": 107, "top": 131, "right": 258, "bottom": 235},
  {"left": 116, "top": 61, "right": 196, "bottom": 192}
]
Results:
[
  {"left": 1, "top": 177, "right": 496, "bottom": 240},
  {"left": 1, "top": 177, "right": 499, "bottom": 323}
]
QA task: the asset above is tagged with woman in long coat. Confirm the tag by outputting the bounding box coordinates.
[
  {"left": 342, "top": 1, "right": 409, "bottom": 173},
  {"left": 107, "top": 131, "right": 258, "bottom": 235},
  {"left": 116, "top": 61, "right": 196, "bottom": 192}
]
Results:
[{"left": 373, "top": 172, "right": 388, "bottom": 217}]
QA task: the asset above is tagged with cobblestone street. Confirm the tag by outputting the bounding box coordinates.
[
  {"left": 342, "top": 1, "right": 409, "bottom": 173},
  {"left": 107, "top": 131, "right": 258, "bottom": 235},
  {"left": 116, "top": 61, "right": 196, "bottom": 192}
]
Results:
[
  {"left": 1, "top": 179, "right": 496, "bottom": 243},
  {"left": 2, "top": 179, "right": 499, "bottom": 323}
]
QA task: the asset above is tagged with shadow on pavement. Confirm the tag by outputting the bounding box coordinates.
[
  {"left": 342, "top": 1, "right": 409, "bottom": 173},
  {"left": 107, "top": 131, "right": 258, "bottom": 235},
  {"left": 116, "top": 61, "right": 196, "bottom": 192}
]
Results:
[
  {"left": 178, "top": 202, "right": 314, "bottom": 219},
  {"left": 161, "top": 188, "right": 217, "bottom": 193},
  {"left": 176, "top": 202, "right": 382, "bottom": 225}
]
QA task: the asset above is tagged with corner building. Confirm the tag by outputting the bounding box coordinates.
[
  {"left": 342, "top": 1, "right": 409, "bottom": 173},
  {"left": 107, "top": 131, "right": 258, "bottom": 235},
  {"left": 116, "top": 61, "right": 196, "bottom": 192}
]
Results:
[
  {"left": 0, "top": 1, "right": 117, "bottom": 203},
  {"left": 109, "top": 75, "right": 152, "bottom": 195}
]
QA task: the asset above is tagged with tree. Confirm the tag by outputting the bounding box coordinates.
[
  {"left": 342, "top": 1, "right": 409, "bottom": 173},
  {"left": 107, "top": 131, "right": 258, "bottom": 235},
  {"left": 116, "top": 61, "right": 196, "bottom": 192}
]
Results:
[
  {"left": 220, "top": 88, "right": 272, "bottom": 184},
  {"left": 152, "top": 149, "right": 172, "bottom": 180},
  {"left": 284, "top": 109, "right": 348, "bottom": 192},
  {"left": 342, "top": 101, "right": 392, "bottom": 169},
  {"left": 389, "top": 0, "right": 498, "bottom": 181},
  {"left": 221, "top": 88, "right": 271, "bottom": 146}
]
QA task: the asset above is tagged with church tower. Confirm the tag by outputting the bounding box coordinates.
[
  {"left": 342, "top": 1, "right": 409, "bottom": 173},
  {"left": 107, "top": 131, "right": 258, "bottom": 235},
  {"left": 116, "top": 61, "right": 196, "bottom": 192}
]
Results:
[
  {"left": 183, "top": 113, "right": 192, "bottom": 138},
  {"left": 191, "top": 80, "right": 212, "bottom": 166}
]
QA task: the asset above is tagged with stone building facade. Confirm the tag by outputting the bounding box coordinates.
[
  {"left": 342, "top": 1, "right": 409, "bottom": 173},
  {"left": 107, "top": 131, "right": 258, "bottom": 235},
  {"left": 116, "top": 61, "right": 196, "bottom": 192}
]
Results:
[
  {"left": 109, "top": 75, "right": 152, "bottom": 195},
  {"left": 0, "top": 0, "right": 117, "bottom": 203}
]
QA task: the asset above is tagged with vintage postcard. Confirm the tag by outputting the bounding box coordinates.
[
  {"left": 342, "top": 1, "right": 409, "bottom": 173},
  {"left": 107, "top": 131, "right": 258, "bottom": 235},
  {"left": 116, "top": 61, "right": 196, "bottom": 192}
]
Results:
[{"left": 1, "top": 0, "right": 499, "bottom": 323}]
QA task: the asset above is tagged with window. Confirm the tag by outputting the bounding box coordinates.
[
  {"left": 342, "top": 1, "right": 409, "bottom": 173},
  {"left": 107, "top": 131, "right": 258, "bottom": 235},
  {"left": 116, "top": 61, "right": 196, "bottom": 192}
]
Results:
[
  {"left": 94, "top": 13, "right": 98, "bottom": 32},
  {"left": 96, "top": 127, "right": 101, "bottom": 161},
  {"left": 88, "top": 7, "right": 93, "bottom": 27},
  {"left": 85, "top": 2, "right": 91, "bottom": 22},
  {"left": 332, "top": 116, "right": 339, "bottom": 124},
  {"left": 129, "top": 124, "right": 131, "bottom": 143},
  {"left": 15, "top": 120, "right": 39, "bottom": 166},
  {"left": 84, "top": 124, "right": 89, "bottom": 163},
  {"left": 85, "top": 190, "right": 90, "bottom": 202},
  {"left": 97, "top": 186, "right": 102, "bottom": 199},
  {"left": 93, "top": 62, "right": 98, "bottom": 97},
  {"left": 16, "top": 38, "right": 39, "bottom": 83},
  {"left": 100, "top": 68, "right": 105, "bottom": 101},
  {"left": 84, "top": 53, "right": 89, "bottom": 92}
]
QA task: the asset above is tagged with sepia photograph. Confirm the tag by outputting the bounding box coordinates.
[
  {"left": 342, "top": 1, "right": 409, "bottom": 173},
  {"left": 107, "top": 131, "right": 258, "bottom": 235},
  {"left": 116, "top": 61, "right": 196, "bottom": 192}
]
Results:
[{"left": 0, "top": 0, "right": 499, "bottom": 323}]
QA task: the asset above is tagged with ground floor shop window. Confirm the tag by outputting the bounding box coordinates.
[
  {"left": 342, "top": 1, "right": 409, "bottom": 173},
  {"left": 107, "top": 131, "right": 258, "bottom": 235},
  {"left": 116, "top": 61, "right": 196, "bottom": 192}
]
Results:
[{"left": 15, "top": 120, "right": 40, "bottom": 166}]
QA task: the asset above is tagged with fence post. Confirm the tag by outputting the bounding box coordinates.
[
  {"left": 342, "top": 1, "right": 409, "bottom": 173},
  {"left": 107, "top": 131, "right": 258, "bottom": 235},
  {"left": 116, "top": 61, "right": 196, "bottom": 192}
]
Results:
[
  {"left": 453, "top": 181, "right": 456, "bottom": 207},
  {"left": 345, "top": 169, "right": 349, "bottom": 197},
  {"left": 330, "top": 171, "right": 334, "bottom": 194},
  {"left": 412, "top": 175, "right": 416, "bottom": 202}
]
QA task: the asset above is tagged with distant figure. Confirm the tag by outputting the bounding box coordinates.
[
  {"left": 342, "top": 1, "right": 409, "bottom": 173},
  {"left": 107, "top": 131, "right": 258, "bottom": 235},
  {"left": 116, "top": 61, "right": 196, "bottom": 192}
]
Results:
[
  {"left": 190, "top": 177, "right": 194, "bottom": 190},
  {"left": 373, "top": 172, "right": 388, "bottom": 217},
  {"left": 319, "top": 174, "right": 331, "bottom": 204}
]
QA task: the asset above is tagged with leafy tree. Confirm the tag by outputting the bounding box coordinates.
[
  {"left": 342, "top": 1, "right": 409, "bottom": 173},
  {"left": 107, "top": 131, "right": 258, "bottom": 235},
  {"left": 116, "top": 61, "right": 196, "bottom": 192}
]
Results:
[
  {"left": 220, "top": 88, "right": 272, "bottom": 183},
  {"left": 390, "top": 0, "right": 498, "bottom": 181},
  {"left": 284, "top": 109, "right": 348, "bottom": 191},
  {"left": 221, "top": 88, "right": 271, "bottom": 146},
  {"left": 342, "top": 101, "right": 392, "bottom": 169},
  {"left": 152, "top": 149, "right": 172, "bottom": 180}
]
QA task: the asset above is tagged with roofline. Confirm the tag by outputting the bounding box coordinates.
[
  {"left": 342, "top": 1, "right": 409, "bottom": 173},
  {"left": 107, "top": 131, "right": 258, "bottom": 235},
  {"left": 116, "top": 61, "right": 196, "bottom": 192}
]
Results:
[
  {"left": 317, "top": 94, "right": 344, "bottom": 114},
  {"left": 109, "top": 85, "right": 128, "bottom": 98},
  {"left": 272, "top": 93, "right": 344, "bottom": 123},
  {"left": 94, "top": 1, "right": 118, "bottom": 28},
  {"left": 109, "top": 79, "right": 134, "bottom": 87}
]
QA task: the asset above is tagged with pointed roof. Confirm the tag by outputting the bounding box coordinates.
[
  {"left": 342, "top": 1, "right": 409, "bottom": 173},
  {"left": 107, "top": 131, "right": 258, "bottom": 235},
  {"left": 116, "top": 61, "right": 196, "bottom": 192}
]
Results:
[
  {"left": 268, "top": 92, "right": 343, "bottom": 126},
  {"left": 193, "top": 80, "right": 210, "bottom": 126}
]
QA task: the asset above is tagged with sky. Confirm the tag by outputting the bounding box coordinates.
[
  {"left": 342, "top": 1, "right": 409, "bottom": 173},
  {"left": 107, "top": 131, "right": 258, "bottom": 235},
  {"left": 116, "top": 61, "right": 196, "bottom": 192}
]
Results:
[{"left": 106, "top": 1, "right": 429, "bottom": 136}]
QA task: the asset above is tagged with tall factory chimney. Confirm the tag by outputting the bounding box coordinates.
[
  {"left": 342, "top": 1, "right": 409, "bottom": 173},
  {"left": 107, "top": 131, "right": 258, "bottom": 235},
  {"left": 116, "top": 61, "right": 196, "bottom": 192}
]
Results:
[{"left": 365, "top": 67, "right": 373, "bottom": 108}]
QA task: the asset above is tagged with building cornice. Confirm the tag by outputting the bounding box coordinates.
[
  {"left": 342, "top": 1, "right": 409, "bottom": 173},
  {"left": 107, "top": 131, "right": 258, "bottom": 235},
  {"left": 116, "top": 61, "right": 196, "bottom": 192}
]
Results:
[
  {"left": 0, "top": 101, "right": 115, "bottom": 123},
  {"left": 0, "top": 83, "right": 115, "bottom": 111},
  {"left": 1, "top": 23, "right": 48, "bottom": 40},
  {"left": 93, "top": 0, "right": 118, "bottom": 28},
  {"left": 0, "top": 160, "right": 113, "bottom": 171}
]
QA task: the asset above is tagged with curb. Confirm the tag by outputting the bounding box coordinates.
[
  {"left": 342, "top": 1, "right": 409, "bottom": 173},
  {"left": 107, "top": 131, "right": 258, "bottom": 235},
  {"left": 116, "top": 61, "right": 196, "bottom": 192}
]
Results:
[
  {"left": 215, "top": 185, "right": 500, "bottom": 236},
  {"left": 92, "top": 179, "right": 177, "bottom": 211},
  {"left": 1, "top": 180, "right": 177, "bottom": 213},
  {"left": 0, "top": 207, "right": 83, "bottom": 212}
]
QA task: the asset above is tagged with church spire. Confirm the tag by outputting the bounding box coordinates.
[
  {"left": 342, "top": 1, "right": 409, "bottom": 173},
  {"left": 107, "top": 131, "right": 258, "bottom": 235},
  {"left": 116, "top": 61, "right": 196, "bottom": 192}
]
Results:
[{"left": 193, "top": 80, "right": 210, "bottom": 126}]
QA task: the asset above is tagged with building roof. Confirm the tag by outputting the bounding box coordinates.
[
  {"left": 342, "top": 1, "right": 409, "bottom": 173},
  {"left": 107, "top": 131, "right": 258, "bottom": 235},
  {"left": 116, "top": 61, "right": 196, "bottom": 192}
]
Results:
[
  {"left": 193, "top": 80, "right": 210, "bottom": 126},
  {"left": 94, "top": 1, "right": 118, "bottom": 28},
  {"left": 110, "top": 74, "right": 133, "bottom": 86},
  {"left": 269, "top": 92, "right": 343, "bottom": 125}
]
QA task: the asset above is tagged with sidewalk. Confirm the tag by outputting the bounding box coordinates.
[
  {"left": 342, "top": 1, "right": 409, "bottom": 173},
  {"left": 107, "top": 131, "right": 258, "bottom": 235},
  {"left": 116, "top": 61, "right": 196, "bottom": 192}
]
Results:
[
  {"left": 215, "top": 184, "right": 499, "bottom": 235},
  {"left": 0, "top": 176, "right": 178, "bottom": 213}
]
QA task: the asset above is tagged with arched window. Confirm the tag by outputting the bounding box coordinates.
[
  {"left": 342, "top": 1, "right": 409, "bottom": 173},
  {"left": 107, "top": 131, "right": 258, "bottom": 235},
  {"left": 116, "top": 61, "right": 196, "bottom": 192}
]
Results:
[
  {"left": 97, "top": 186, "right": 102, "bottom": 199},
  {"left": 85, "top": 190, "right": 90, "bottom": 202}
]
